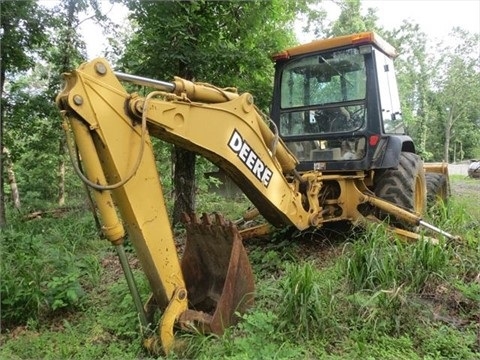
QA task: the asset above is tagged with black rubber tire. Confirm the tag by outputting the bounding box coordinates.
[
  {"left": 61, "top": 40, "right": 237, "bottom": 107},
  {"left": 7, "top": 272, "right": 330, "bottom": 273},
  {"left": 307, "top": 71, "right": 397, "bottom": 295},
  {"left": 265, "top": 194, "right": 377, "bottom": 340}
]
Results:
[
  {"left": 374, "top": 152, "right": 427, "bottom": 228},
  {"left": 425, "top": 173, "right": 449, "bottom": 207}
]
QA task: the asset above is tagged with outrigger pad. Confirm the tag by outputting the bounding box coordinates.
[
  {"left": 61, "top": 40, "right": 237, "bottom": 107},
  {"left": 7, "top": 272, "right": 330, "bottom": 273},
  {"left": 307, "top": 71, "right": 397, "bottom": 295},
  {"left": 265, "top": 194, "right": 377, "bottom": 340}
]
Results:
[{"left": 179, "top": 213, "right": 255, "bottom": 334}]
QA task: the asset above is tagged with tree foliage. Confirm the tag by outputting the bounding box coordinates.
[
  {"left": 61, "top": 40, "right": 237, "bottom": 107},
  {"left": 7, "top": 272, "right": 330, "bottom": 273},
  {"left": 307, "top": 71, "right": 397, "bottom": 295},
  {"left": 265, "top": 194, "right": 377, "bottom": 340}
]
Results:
[
  {"left": 0, "top": 0, "right": 49, "bottom": 83},
  {"left": 382, "top": 22, "right": 434, "bottom": 158},
  {"left": 119, "top": 0, "right": 312, "bottom": 107},
  {"left": 384, "top": 25, "right": 480, "bottom": 161},
  {"left": 327, "top": 0, "right": 379, "bottom": 37},
  {"left": 3, "top": 68, "right": 63, "bottom": 207},
  {"left": 433, "top": 28, "right": 480, "bottom": 162},
  {"left": 1, "top": 0, "right": 478, "bottom": 222},
  {"left": 118, "top": 0, "right": 317, "bottom": 223},
  {"left": 0, "top": 0, "right": 50, "bottom": 224},
  {"left": 1, "top": 0, "right": 114, "bottom": 218}
]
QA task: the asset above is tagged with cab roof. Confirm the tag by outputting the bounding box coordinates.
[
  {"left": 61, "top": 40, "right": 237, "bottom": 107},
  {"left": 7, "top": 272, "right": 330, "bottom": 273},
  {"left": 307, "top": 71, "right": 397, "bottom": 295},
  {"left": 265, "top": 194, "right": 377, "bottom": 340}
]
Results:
[{"left": 273, "top": 31, "right": 397, "bottom": 61}]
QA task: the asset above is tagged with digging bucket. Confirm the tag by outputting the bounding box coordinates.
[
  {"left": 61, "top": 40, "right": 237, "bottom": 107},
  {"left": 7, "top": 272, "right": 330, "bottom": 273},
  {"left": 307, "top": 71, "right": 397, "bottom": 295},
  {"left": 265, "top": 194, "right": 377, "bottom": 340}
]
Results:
[{"left": 178, "top": 213, "right": 255, "bottom": 334}]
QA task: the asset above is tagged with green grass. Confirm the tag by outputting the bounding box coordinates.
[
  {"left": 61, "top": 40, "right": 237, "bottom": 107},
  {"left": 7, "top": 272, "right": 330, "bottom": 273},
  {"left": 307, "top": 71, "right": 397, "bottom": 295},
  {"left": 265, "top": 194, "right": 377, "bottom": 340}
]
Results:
[{"left": 1, "top": 181, "right": 479, "bottom": 359}]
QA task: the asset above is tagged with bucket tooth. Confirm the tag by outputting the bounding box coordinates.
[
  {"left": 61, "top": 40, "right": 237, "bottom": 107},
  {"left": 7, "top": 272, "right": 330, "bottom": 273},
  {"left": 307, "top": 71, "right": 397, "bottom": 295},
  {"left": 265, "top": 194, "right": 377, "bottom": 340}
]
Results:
[{"left": 201, "top": 213, "right": 212, "bottom": 225}]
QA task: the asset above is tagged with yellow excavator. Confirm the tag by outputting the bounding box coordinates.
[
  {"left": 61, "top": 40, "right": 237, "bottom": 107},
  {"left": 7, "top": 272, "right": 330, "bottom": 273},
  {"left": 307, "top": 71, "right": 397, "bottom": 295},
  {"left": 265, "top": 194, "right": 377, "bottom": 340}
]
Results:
[{"left": 56, "top": 32, "right": 452, "bottom": 354}]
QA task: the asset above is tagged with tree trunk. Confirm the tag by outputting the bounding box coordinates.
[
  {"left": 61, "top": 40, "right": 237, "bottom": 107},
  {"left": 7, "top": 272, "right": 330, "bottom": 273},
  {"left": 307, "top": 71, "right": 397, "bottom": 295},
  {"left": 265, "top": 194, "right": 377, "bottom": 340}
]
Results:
[
  {"left": 444, "top": 129, "right": 451, "bottom": 163},
  {"left": 444, "top": 109, "right": 454, "bottom": 162},
  {"left": 3, "top": 147, "right": 21, "bottom": 209},
  {"left": 0, "top": 144, "right": 6, "bottom": 227},
  {"left": 172, "top": 146, "right": 196, "bottom": 225},
  {"left": 420, "top": 99, "right": 428, "bottom": 156},
  {"left": 0, "top": 66, "right": 7, "bottom": 227},
  {"left": 56, "top": 0, "right": 76, "bottom": 207},
  {"left": 171, "top": 30, "right": 198, "bottom": 226}
]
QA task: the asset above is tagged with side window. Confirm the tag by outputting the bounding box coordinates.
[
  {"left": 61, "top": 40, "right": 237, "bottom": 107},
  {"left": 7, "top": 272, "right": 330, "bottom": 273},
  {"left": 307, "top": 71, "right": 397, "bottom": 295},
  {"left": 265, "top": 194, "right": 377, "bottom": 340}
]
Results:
[{"left": 375, "top": 51, "right": 404, "bottom": 134}]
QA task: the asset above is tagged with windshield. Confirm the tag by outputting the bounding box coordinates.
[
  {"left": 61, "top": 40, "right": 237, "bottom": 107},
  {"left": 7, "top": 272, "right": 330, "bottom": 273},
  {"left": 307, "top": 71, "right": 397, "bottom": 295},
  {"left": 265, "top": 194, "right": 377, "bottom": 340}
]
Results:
[
  {"left": 280, "top": 48, "right": 366, "bottom": 109},
  {"left": 278, "top": 48, "right": 368, "bottom": 162},
  {"left": 280, "top": 104, "right": 365, "bottom": 136}
]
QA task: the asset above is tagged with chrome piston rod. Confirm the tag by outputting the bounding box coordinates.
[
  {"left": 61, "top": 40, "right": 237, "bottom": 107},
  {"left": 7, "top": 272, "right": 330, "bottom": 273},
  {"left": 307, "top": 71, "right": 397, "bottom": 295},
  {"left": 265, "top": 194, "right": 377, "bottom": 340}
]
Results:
[
  {"left": 419, "top": 220, "right": 459, "bottom": 241},
  {"left": 114, "top": 71, "right": 175, "bottom": 92}
]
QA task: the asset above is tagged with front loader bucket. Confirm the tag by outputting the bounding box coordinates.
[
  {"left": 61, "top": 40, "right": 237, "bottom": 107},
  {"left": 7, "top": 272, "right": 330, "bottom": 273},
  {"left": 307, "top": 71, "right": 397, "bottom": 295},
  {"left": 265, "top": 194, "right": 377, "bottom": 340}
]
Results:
[{"left": 178, "top": 213, "right": 254, "bottom": 334}]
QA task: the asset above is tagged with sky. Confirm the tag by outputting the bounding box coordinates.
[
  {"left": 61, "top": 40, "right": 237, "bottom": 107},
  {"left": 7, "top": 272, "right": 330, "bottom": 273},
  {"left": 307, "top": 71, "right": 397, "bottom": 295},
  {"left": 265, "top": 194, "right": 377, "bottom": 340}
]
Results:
[
  {"left": 56, "top": 0, "right": 480, "bottom": 58},
  {"left": 297, "top": 0, "right": 480, "bottom": 43},
  {"left": 363, "top": 0, "right": 480, "bottom": 38}
]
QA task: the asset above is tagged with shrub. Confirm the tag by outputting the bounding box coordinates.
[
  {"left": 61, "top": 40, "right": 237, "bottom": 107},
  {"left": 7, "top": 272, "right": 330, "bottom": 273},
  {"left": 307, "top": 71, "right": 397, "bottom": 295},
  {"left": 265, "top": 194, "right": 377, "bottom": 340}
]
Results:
[
  {"left": 1, "top": 213, "right": 99, "bottom": 327},
  {"left": 1, "top": 230, "right": 48, "bottom": 325}
]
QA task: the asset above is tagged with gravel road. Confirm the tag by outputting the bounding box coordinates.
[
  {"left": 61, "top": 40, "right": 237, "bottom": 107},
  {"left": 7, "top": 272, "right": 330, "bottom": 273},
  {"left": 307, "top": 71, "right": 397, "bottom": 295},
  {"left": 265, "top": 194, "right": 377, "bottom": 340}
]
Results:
[{"left": 448, "top": 163, "right": 470, "bottom": 176}]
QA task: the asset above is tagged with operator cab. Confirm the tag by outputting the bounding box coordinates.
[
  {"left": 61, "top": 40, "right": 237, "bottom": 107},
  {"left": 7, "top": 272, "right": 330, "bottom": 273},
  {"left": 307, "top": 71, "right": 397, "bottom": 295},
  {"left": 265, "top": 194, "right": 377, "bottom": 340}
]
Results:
[{"left": 271, "top": 32, "right": 410, "bottom": 172}]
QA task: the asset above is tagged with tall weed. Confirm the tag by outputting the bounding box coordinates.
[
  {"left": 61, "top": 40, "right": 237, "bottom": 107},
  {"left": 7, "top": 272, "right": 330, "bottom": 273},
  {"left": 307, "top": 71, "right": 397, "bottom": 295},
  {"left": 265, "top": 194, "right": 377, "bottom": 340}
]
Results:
[
  {"left": 344, "top": 224, "right": 401, "bottom": 292},
  {"left": 406, "top": 238, "right": 449, "bottom": 291},
  {"left": 342, "top": 223, "right": 453, "bottom": 338},
  {"left": 277, "top": 262, "right": 336, "bottom": 340},
  {"left": 428, "top": 196, "right": 479, "bottom": 236},
  {"left": 344, "top": 224, "right": 449, "bottom": 293}
]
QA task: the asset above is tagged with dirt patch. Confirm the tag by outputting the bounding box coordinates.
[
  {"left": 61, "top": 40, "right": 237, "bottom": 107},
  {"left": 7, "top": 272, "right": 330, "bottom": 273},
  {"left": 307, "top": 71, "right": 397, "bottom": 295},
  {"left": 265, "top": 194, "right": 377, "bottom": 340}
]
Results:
[
  {"left": 449, "top": 178, "right": 480, "bottom": 223},
  {"left": 100, "top": 252, "right": 141, "bottom": 283},
  {"left": 287, "top": 223, "right": 355, "bottom": 266},
  {"left": 450, "top": 179, "right": 480, "bottom": 199}
]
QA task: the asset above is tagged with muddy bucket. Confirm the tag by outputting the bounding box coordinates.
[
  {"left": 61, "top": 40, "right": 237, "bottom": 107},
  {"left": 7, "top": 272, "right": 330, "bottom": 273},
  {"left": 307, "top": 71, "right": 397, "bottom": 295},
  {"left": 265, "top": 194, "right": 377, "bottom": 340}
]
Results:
[{"left": 178, "top": 213, "right": 255, "bottom": 334}]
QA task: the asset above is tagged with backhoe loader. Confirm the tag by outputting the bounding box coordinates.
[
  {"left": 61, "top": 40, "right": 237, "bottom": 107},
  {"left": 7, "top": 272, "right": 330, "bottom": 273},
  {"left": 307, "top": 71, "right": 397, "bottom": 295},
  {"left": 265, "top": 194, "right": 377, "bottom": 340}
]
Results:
[{"left": 56, "top": 32, "right": 452, "bottom": 354}]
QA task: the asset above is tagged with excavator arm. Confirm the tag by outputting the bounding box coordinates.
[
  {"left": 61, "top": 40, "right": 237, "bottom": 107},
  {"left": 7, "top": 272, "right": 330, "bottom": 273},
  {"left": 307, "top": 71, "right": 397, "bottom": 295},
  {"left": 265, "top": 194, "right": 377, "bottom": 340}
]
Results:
[{"left": 56, "top": 58, "right": 320, "bottom": 354}]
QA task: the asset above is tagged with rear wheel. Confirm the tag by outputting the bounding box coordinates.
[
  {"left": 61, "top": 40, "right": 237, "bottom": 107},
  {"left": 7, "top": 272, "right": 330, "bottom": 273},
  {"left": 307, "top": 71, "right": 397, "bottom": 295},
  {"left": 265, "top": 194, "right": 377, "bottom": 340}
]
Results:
[
  {"left": 425, "top": 172, "right": 449, "bottom": 207},
  {"left": 374, "top": 152, "right": 426, "bottom": 229}
]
